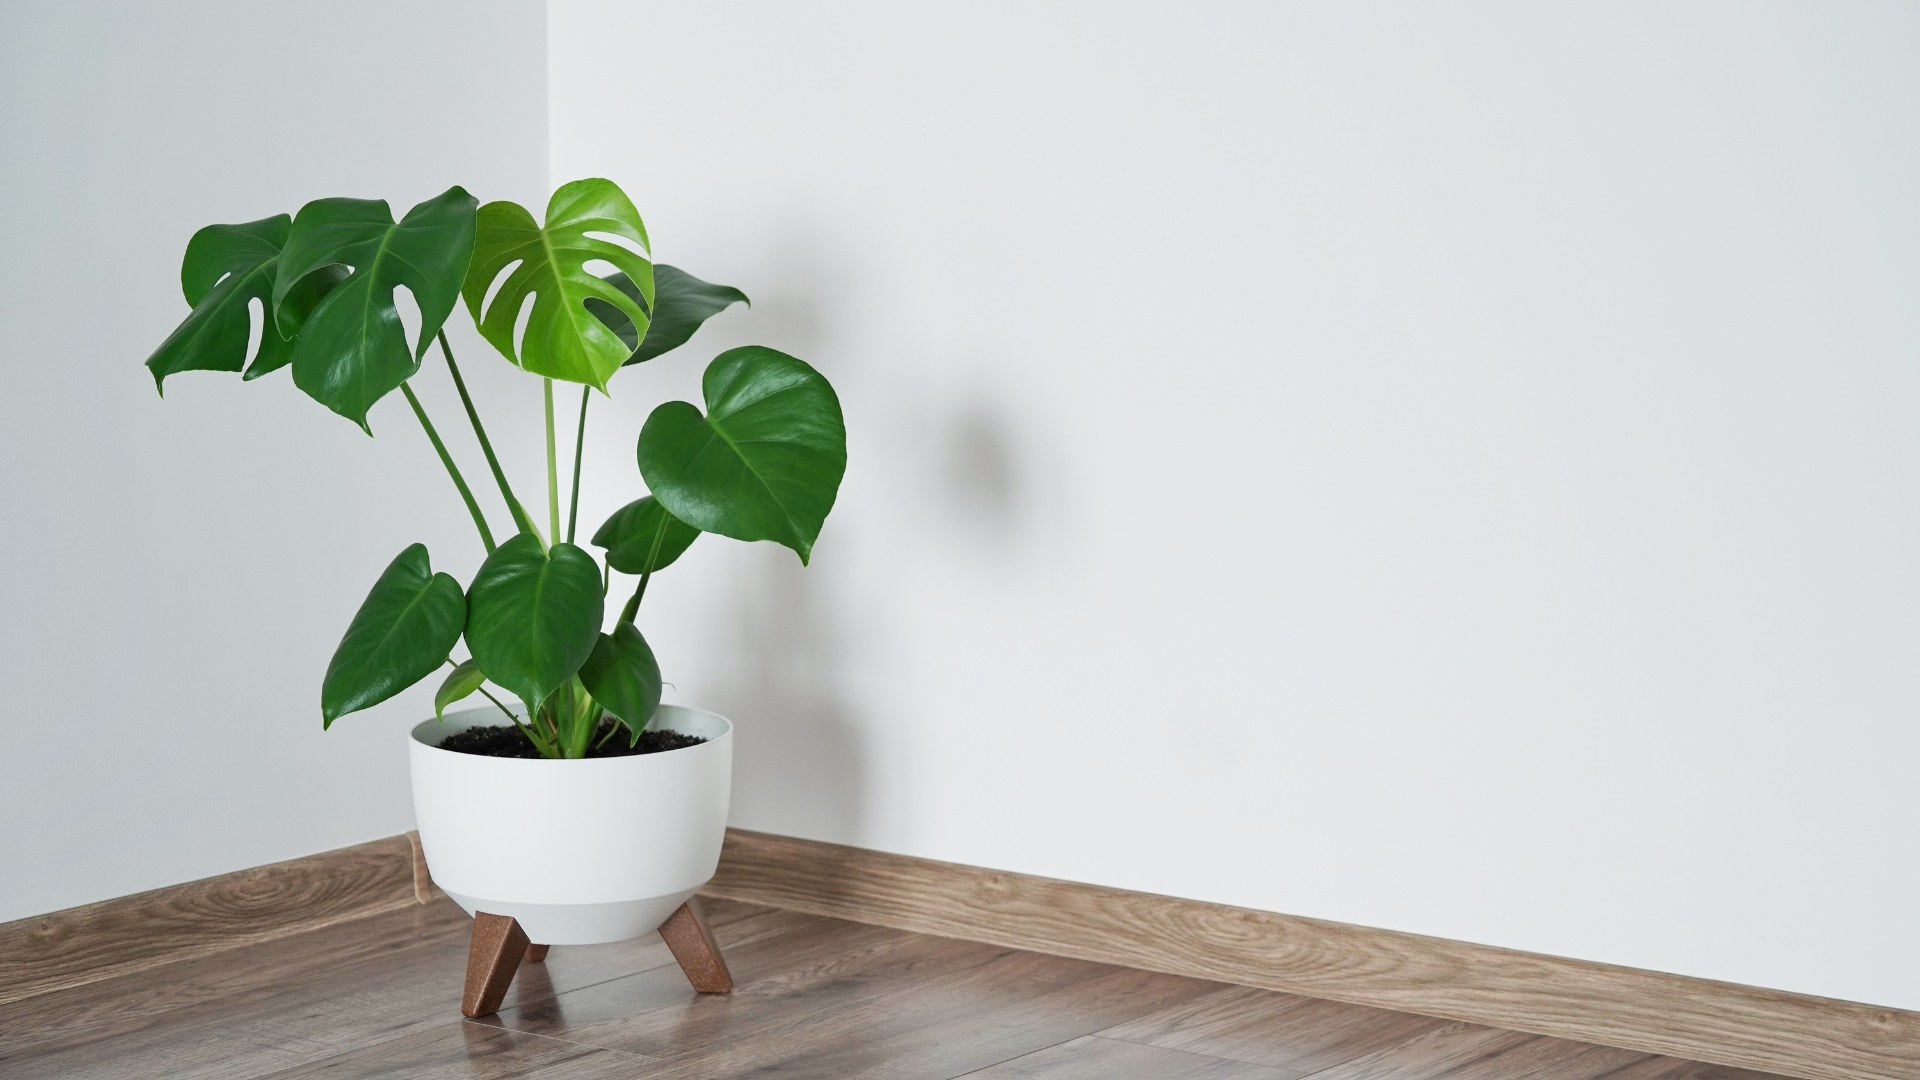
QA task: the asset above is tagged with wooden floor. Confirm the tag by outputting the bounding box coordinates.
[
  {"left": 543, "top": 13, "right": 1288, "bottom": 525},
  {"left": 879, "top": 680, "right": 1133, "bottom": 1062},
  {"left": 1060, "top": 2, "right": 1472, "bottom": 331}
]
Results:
[{"left": 0, "top": 896, "right": 1795, "bottom": 1080}]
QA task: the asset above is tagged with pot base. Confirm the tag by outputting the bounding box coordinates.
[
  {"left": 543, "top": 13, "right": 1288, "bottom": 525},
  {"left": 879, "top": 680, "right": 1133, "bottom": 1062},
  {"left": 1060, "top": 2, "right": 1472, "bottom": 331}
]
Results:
[{"left": 441, "top": 888, "right": 700, "bottom": 945}]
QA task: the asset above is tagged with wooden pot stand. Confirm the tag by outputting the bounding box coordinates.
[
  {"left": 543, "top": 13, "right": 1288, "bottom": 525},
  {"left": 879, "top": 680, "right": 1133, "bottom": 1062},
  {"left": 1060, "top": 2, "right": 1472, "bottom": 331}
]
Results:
[{"left": 461, "top": 897, "right": 733, "bottom": 1017}]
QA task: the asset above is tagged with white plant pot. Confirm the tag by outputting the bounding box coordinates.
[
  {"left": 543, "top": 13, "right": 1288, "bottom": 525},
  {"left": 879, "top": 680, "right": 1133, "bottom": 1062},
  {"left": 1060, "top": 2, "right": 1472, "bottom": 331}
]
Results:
[{"left": 409, "top": 703, "right": 732, "bottom": 945}]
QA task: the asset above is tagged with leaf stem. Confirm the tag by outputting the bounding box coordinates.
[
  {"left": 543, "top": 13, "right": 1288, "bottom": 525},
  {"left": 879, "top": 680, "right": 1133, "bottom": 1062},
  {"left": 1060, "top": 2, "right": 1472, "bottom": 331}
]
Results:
[
  {"left": 401, "top": 383, "right": 495, "bottom": 554},
  {"left": 544, "top": 378, "right": 561, "bottom": 543},
  {"left": 438, "top": 332, "right": 540, "bottom": 541},
  {"left": 453, "top": 666, "right": 546, "bottom": 754},
  {"left": 616, "top": 514, "right": 672, "bottom": 625},
  {"left": 619, "top": 571, "right": 651, "bottom": 626},
  {"left": 488, "top": 691, "right": 553, "bottom": 757},
  {"left": 567, "top": 384, "right": 589, "bottom": 544},
  {"left": 593, "top": 717, "right": 622, "bottom": 751}
]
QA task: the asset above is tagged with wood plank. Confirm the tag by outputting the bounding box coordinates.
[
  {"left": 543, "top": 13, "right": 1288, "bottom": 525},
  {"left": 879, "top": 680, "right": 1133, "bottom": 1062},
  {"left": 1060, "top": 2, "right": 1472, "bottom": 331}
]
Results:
[
  {"left": 484, "top": 908, "right": 1045, "bottom": 1058},
  {"left": 1096, "top": 983, "right": 1454, "bottom": 1074},
  {"left": 1296, "top": 1022, "right": 1648, "bottom": 1080},
  {"left": 0, "top": 835, "right": 419, "bottom": 1006},
  {"left": 961, "top": 1034, "right": 1295, "bottom": 1079},
  {"left": 1606, "top": 1056, "right": 1801, "bottom": 1080},
  {"left": 702, "top": 828, "right": 1919, "bottom": 1080},
  {"left": 250, "top": 1022, "right": 654, "bottom": 1080},
  {"left": 0, "top": 898, "right": 780, "bottom": 1080},
  {"left": 487, "top": 905, "right": 1220, "bottom": 1079}
]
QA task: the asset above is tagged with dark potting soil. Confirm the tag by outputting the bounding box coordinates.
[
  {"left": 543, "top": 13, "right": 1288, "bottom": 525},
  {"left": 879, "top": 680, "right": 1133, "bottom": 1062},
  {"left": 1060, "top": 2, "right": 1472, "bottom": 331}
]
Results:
[{"left": 434, "top": 719, "right": 707, "bottom": 759}]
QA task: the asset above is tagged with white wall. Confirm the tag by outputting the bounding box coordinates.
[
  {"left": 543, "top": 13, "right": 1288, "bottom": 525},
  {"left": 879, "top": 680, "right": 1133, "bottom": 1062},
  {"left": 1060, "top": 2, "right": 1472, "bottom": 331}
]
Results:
[
  {"left": 0, "top": 1, "right": 548, "bottom": 921},
  {"left": 5, "top": 0, "right": 1913, "bottom": 1018},
  {"left": 552, "top": 1, "right": 1920, "bottom": 1009}
]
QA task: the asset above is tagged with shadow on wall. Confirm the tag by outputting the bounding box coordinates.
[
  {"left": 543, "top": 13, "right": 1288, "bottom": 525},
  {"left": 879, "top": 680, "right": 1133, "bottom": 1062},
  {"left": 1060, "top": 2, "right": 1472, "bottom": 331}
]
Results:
[
  {"left": 699, "top": 240, "right": 865, "bottom": 843},
  {"left": 709, "top": 542, "right": 865, "bottom": 843},
  {"left": 940, "top": 398, "right": 1025, "bottom": 554}
]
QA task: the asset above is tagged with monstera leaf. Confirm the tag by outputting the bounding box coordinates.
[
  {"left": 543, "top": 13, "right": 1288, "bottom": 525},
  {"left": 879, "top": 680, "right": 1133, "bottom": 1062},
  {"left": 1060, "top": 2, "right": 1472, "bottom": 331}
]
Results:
[
  {"left": 576, "top": 623, "right": 662, "bottom": 735},
  {"left": 320, "top": 544, "right": 466, "bottom": 727},
  {"left": 636, "top": 347, "right": 847, "bottom": 563},
  {"left": 591, "top": 496, "right": 700, "bottom": 575},
  {"left": 588, "top": 265, "right": 748, "bottom": 366},
  {"left": 274, "top": 187, "right": 478, "bottom": 430},
  {"left": 144, "top": 216, "right": 347, "bottom": 391},
  {"left": 463, "top": 533, "right": 604, "bottom": 712},
  {"left": 462, "top": 178, "right": 653, "bottom": 390}
]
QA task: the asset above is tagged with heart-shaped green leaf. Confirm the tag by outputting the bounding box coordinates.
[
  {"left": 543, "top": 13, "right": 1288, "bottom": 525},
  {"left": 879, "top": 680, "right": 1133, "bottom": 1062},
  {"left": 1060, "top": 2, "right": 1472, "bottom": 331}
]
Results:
[
  {"left": 145, "top": 216, "right": 347, "bottom": 391},
  {"left": 587, "top": 264, "right": 748, "bottom": 367},
  {"left": 462, "top": 178, "right": 653, "bottom": 390},
  {"left": 321, "top": 544, "right": 466, "bottom": 728},
  {"left": 434, "top": 659, "right": 488, "bottom": 721},
  {"left": 464, "top": 534, "right": 605, "bottom": 712},
  {"left": 637, "top": 346, "right": 847, "bottom": 563},
  {"left": 276, "top": 187, "right": 478, "bottom": 430},
  {"left": 591, "top": 496, "right": 700, "bottom": 575},
  {"left": 577, "top": 623, "right": 662, "bottom": 734}
]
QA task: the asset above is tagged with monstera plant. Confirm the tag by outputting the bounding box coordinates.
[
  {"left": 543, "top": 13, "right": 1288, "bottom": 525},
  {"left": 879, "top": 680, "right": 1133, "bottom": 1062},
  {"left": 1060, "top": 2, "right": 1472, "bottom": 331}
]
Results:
[{"left": 145, "top": 179, "right": 847, "bottom": 759}]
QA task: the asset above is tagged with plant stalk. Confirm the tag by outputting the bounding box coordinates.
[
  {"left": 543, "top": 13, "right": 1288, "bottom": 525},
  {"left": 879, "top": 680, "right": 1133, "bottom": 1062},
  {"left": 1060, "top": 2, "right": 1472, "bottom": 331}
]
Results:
[
  {"left": 401, "top": 384, "right": 495, "bottom": 553},
  {"left": 544, "top": 378, "right": 561, "bottom": 544},
  {"left": 616, "top": 514, "right": 673, "bottom": 625},
  {"left": 567, "top": 384, "right": 589, "bottom": 544},
  {"left": 438, "top": 332, "right": 540, "bottom": 542},
  {"left": 619, "top": 571, "right": 651, "bottom": 626}
]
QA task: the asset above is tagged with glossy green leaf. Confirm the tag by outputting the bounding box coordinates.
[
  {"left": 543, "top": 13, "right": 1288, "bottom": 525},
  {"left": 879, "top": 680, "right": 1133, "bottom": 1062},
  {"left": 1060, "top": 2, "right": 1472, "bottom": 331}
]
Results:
[
  {"left": 590, "top": 496, "right": 700, "bottom": 575},
  {"left": 462, "top": 178, "right": 653, "bottom": 390},
  {"left": 276, "top": 187, "right": 478, "bottom": 429},
  {"left": 588, "top": 264, "right": 748, "bottom": 366},
  {"left": 434, "top": 659, "right": 487, "bottom": 721},
  {"left": 144, "top": 216, "right": 346, "bottom": 390},
  {"left": 576, "top": 623, "right": 662, "bottom": 733},
  {"left": 637, "top": 346, "right": 847, "bottom": 563},
  {"left": 243, "top": 264, "right": 351, "bottom": 380},
  {"left": 320, "top": 544, "right": 466, "bottom": 728},
  {"left": 464, "top": 534, "right": 605, "bottom": 711}
]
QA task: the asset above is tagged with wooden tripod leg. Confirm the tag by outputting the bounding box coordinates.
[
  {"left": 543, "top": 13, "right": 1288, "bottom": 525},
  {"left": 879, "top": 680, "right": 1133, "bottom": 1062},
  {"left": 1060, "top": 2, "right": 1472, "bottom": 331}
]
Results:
[
  {"left": 658, "top": 897, "right": 732, "bottom": 993},
  {"left": 524, "top": 944, "right": 550, "bottom": 962},
  {"left": 462, "top": 912, "right": 530, "bottom": 1017}
]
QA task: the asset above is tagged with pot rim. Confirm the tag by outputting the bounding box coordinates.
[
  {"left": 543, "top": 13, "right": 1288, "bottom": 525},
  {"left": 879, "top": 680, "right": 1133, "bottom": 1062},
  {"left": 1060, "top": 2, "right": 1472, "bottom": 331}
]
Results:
[{"left": 409, "top": 702, "right": 732, "bottom": 764}]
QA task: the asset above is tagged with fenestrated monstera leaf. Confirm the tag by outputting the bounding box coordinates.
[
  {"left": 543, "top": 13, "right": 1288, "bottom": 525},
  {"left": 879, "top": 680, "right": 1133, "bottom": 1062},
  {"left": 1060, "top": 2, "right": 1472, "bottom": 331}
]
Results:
[
  {"left": 463, "top": 533, "right": 605, "bottom": 713},
  {"left": 144, "top": 216, "right": 348, "bottom": 391},
  {"left": 462, "top": 178, "right": 654, "bottom": 390},
  {"left": 591, "top": 495, "right": 700, "bottom": 575},
  {"left": 576, "top": 623, "right": 662, "bottom": 737},
  {"left": 321, "top": 544, "right": 466, "bottom": 728},
  {"left": 274, "top": 187, "right": 478, "bottom": 430},
  {"left": 587, "top": 265, "right": 748, "bottom": 367},
  {"left": 636, "top": 346, "right": 847, "bottom": 564}
]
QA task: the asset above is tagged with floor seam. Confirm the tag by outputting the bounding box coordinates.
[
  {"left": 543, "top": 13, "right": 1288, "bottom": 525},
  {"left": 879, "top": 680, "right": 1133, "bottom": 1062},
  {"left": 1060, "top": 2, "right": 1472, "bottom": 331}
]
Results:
[
  {"left": 1289, "top": 1022, "right": 1518, "bottom": 1080},
  {"left": 463, "top": 1018, "right": 668, "bottom": 1061},
  {"left": 1087, "top": 1031, "right": 1307, "bottom": 1077},
  {"left": 942, "top": 1031, "right": 1088, "bottom": 1079}
]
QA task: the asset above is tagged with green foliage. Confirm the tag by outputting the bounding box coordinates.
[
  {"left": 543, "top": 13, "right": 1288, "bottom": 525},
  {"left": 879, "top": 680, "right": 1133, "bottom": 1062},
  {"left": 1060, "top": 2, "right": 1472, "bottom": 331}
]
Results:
[
  {"left": 463, "top": 179, "right": 653, "bottom": 390},
  {"left": 590, "top": 264, "right": 749, "bottom": 366},
  {"left": 146, "top": 177, "right": 850, "bottom": 757},
  {"left": 321, "top": 545, "right": 466, "bottom": 728},
  {"left": 577, "top": 624, "right": 663, "bottom": 737},
  {"left": 464, "top": 534, "right": 605, "bottom": 714},
  {"left": 592, "top": 496, "right": 700, "bottom": 575},
  {"left": 434, "top": 659, "right": 488, "bottom": 721},
  {"left": 277, "top": 188, "right": 479, "bottom": 430},
  {"left": 144, "top": 216, "right": 347, "bottom": 390},
  {"left": 637, "top": 347, "right": 848, "bottom": 563}
]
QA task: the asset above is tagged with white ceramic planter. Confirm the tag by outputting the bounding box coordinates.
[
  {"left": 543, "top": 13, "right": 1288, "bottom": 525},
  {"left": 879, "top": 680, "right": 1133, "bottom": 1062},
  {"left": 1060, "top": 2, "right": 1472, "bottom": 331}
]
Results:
[{"left": 409, "top": 703, "right": 732, "bottom": 945}]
